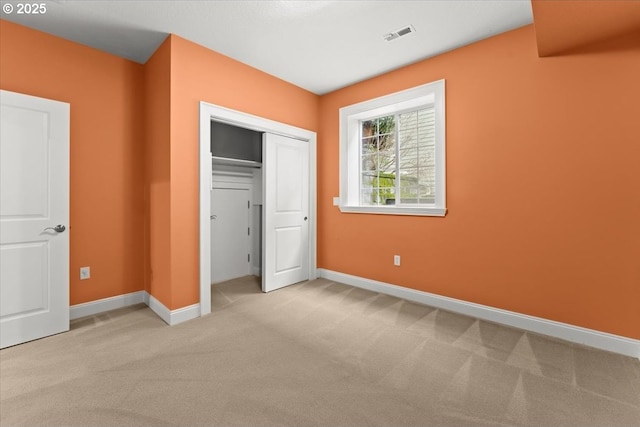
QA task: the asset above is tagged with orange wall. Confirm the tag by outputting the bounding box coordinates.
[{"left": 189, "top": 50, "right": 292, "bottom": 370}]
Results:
[
  {"left": 162, "top": 35, "right": 319, "bottom": 309},
  {"left": 143, "top": 37, "right": 172, "bottom": 306},
  {"left": 318, "top": 25, "right": 640, "bottom": 339},
  {"left": 532, "top": 0, "right": 640, "bottom": 56},
  {"left": 0, "top": 20, "right": 146, "bottom": 305}
]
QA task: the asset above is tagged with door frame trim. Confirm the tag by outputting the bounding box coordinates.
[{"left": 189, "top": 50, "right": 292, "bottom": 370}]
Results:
[{"left": 199, "top": 102, "right": 317, "bottom": 316}]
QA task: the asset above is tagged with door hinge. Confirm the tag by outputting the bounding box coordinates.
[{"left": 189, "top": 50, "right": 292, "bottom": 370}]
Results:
[
  {"left": 248, "top": 227, "right": 250, "bottom": 236},
  {"left": 248, "top": 254, "right": 250, "bottom": 262},
  {"left": 248, "top": 200, "right": 250, "bottom": 209}
]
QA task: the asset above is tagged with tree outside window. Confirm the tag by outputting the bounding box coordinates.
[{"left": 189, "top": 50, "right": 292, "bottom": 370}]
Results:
[{"left": 360, "top": 107, "right": 435, "bottom": 206}]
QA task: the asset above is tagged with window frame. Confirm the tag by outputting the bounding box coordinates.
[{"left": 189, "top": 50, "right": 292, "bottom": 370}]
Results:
[{"left": 339, "top": 80, "right": 446, "bottom": 216}]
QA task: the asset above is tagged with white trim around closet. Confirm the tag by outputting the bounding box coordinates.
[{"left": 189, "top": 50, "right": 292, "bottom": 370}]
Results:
[{"left": 199, "top": 102, "right": 317, "bottom": 317}]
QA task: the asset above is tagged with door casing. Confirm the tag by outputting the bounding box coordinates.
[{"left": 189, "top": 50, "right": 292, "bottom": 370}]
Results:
[{"left": 199, "top": 102, "right": 317, "bottom": 316}]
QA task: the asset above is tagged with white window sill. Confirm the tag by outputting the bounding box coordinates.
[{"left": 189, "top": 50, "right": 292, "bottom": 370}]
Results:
[{"left": 339, "top": 205, "right": 447, "bottom": 217}]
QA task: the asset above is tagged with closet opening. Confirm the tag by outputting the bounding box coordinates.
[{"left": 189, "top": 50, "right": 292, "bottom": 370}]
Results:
[
  {"left": 199, "top": 101, "right": 317, "bottom": 317},
  {"left": 210, "top": 120, "right": 263, "bottom": 288}
]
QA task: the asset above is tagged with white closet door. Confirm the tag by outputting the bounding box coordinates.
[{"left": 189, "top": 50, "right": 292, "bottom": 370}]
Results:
[
  {"left": 262, "top": 133, "right": 309, "bottom": 292},
  {"left": 211, "top": 187, "right": 251, "bottom": 283}
]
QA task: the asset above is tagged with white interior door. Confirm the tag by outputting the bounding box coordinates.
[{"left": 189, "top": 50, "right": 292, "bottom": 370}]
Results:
[
  {"left": 211, "top": 187, "right": 251, "bottom": 283},
  {"left": 263, "top": 133, "right": 309, "bottom": 292},
  {"left": 0, "top": 90, "right": 70, "bottom": 349}
]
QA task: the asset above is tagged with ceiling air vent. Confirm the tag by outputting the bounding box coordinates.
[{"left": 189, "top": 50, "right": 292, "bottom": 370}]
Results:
[{"left": 383, "top": 25, "right": 416, "bottom": 42}]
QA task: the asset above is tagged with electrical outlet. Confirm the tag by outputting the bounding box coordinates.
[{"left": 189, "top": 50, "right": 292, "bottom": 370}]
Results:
[
  {"left": 394, "top": 255, "right": 401, "bottom": 266},
  {"left": 80, "top": 266, "right": 90, "bottom": 280}
]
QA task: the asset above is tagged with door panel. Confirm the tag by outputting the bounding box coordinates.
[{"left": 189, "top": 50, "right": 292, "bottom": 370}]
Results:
[
  {"left": 276, "top": 147, "right": 302, "bottom": 212},
  {"left": 263, "top": 133, "right": 309, "bottom": 292},
  {"left": 275, "top": 227, "right": 302, "bottom": 273},
  {"left": 211, "top": 187, "right": 251, "bottom": 283},
  {"left": 1, "top": 106, "right": 50, "bottom": 217},
  {"left": 0, "top": 90, "right": 69, "bottom": 349},
  {"left": 0, "top": 242, "right": 48, "bottom": 317}
]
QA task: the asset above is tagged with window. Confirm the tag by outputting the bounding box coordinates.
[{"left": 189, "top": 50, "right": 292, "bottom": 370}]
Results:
[{"left": 339, "top": 80, "right": 446, "bottom": 216}]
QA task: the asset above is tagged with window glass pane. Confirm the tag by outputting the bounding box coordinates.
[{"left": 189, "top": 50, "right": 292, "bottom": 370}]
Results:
[
  {"left": 361, "top": 187, "right": 396, "bottom": 206},
  {"left": 360, "top": 115, "right": 397, "bottom": 207},
  {"left": 377, "top": 166, "right": 396, "bottom": 203},
  {"left": 377, "top": 144, "right": 395, "bottom": 174},
  {"left": 361, "top": 154, "right": 376, "bottom": 173},
  {"left": 397, "top": 107, "right": 436, "bottom": 205},
  {"left": 398, "top": 134, "right": 417, "bottom": 152},
  {"left": 360, "top": 188, "right": 375, "bottom": 205},
  {"left": 378, "top": 132, "right": 395, "bottom": 153},
  {"left": 398, "top": 148, "right": 418, "bottom": 163},
  {"left": 398, "top": 111, "right": 418, "bottom": 151},
  {"left": 380, "top": 187, "right": 396, "bottom": 205},
  {"left": 401, "top": 186, "right": 419, "bottom": 204},
  {"left": 361, "top": 167, "right": 396, "bottom": 206},
  {"left": 361, "top": 136, "right": 377, "bottom": 154},
  {"left": 377, "top": 115, "right": 395, "bottom": 136},
  {"left": 362, "top": 120, "right": 376, "bottom": 138},
  {"left": 399, "top": 111, "right": 418, "bottom": 128}
]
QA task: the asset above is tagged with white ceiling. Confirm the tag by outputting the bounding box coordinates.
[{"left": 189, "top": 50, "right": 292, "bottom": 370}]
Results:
[{"left": 2, "top": 0, "right": 533, "bottom": 94}]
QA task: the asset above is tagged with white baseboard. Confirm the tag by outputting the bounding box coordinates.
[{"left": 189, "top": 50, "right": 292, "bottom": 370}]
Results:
[
  {"left": 317, "top": 269, "right": 640, "bottom": 359},
  {"left": 70, "top": 291, "right": 146, "bottom": 320},
  {"left": 168, "top": 302, "right": 201, "bottom": 325},
  {"left": 145, "top": 293, "right": 200, "bottom": 326},
  {"left": 71, "top": 291, "right": 200, "bottom": 326}
]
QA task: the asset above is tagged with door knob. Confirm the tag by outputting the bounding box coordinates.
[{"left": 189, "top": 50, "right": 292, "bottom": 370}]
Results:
[{"left": 44, "top": 225, "right": 66, "bottom": 233}]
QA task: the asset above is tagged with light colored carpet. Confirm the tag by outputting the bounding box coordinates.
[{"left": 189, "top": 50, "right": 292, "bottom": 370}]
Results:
[{"left": 1, "top": 276, "right": 639, "bottom": 426}]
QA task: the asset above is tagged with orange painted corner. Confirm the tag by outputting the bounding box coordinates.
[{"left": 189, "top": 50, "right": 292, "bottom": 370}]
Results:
[
  {"left": 143, "top": 35, "right": 173, "bottom": 309},
  {"left": 532, "top": 0, "right": 640, "bottom": 56}
]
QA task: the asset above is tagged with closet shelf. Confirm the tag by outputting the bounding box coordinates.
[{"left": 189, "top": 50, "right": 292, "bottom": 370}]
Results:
[{"left": 211, "top": 156, "right": 262, "bottom": 168}]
